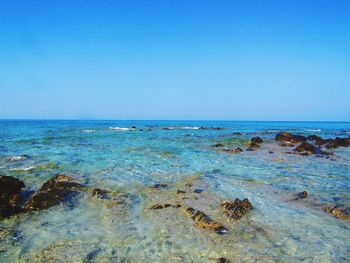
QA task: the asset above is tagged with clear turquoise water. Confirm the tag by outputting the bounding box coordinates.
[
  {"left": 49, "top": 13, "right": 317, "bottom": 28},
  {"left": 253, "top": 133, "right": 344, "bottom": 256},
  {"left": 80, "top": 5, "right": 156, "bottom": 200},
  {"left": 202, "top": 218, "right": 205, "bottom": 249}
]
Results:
[{"left": 0, "top": 120, "right": 350, "bottom": 262}]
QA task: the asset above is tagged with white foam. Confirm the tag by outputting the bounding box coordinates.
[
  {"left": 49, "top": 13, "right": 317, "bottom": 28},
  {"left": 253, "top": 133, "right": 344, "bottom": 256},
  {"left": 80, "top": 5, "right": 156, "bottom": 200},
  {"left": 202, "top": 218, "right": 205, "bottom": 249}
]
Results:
[
  {"left": 10, "top": 165, "right": 35, "bottom": 172},
  {"left": 305, "top": 129, "right": 321, "bottom": 132},
  {"left": 5, "top": 155, "right": 28, "bottom": 162},
  {"left": 82, "top": 129, "right": 96, "bottom": 133},
  {"left": 109, "top": 127, "right": 136, "bottom": 131},
  {"left": 163, "top": 126, "right": 200, "bottom": 130}
]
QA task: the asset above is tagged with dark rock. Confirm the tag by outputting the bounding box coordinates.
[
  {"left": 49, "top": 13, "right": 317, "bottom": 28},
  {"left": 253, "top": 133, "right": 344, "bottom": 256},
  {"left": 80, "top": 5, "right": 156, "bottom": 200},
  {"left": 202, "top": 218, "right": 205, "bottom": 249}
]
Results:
[
  {"left": 306, "top": 135, "right": 326, "bottom": 145},
  {"left": 216, "top": 257, "right": 230, "bottom": 263},
  {"left": 25, "top": 174, "right": 85, "bottom": 211},
  {"left": 246, "top": 147, "right": 254, "bottom": 151},
  {"left": 150, "top": 183, "right": 169, "bottom": 189},
  {"left": 193, "top": 189, "right": 203, "bottom": 194},
  {"left": 293, "top": 142, "right": 327, "bottom": 155},
  {"left": 177, "top": 190, "right": 186, "bottom": 194},
  {"left": 296, "top": 191, "right": 308, "bottom": 200},
  {"left": 212, "top": 143, "right": 224, "bottom": 148},
  {"left": 221, "top": 198, "right": 253, "bottom": 219},
  {"left": 213, "top": 127, "right": 225, "bottom": 130},
  {"left": 268, "top": 151, "right": 274, "bottom": 154},
  {"left": 91, "top": 188, "right": 111, "bottom": 199},
  {"left": 275, "top": 132, "right": 306, "bottom": 143},
  {"left": 150, "top": 203, "right": 164, "bottom": 209},
  {"left": 131, "top": 126, "right": 137, "bottom": 129},
  {"left": 222, "top": 147, "right": 243, "bottom": 154},
  {"left": 251, "top": 136, "right": 263, "bottom": 144},
  {"left": 184, "top": 207, "right": 228, "bottom": 234},
  {"left": 324, "top": 206, "right": 350, "bottom": 220},
  {"left": 232, "top": 132, "right": 242, "bottom": 135},
  {"left": 325, "top": 137, "right": 350, "bottom": 149},
  {"left": 247, "top": 142, "right": 260, "bottom": 148},
  {"left": 0, "top": 175, "right": 25, "bottom": 218}
]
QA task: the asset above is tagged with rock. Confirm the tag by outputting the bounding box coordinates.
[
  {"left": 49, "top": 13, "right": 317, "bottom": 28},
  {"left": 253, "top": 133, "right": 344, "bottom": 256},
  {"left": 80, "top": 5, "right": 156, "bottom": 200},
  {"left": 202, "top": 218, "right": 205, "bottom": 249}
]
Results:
[
  {"left": 91, "top": 188, "right": 111, "bottom": 199},
  {"left": 222, "top": 147, "right": 243, "bottom": 154},
  {"left": 325, "top": 137, "right": 350, "bottom": 149},
  {"left": 221, "top": 198, "right": 253, "bottom": 219},
  {"left": 296, "top": 191, "right": 308, "bottom": 200},
  {"left": 184, "top": 207, "right": 228, "bottom": 234},
  {"left": 25, "top": 174, "right": 85, "bottom": 211},
  {"left": 150, "top": 203, "right": 164, "bottom": 209},
  {"left": 324, "top": 206, "right": 349, "bottom": 220},
  {"left": 0, "top": 175, "right": 25, "bottom": 218},
  {"left": 177, "top": 190, "right": 186, "bottom": 194},
  {"left": 247, "top": 142, "right": 260, "bottom": 148},
  {"left": 275, "top": 132, "right": 306, "bottom": 143},
  {"left": 213, "top": 127, "right": 225, "bottom": 130},
  {"left": 216, "top": 257, "right": 230, "bottom": 263},
  {"left": 212, "top": 143, "right": 224, "bottom": 148},
  {"left": 232, "top": 132, "right": 242, "bottom": 135},
  {"left": 150, "top": 183, "right": 169, "bottom": 189},
  {"left": 246, "top": 147, "right": 254, "bottom": 151},
  {"left": 193, "top": 189, "right": 203, "bottom": 194},
  {"left": 251, "top": 136, "right": 263, "bottom": 144},
  {"left": 293, "top": 142, "right": 327, "bottom": 155},
  {"left": 306, "top": 135, "right": 326, "bottom": 145},
  {"left": 268, "top": 151, "right": 274, "bottom": 154}
]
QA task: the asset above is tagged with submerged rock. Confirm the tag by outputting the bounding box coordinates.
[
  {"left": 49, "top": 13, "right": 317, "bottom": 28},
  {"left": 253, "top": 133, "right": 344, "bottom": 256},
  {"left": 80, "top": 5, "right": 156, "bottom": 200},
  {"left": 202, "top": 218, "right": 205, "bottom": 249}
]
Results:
[
  {"left": 221, "top": 198, "right": 253, "bottom": 220},
  {"left": 150, "top": 203, "right": 181, "bottom": 209},
  {"left": 216, "top": 257, "right": 230, "bottom": 263},
  {"left": 150, "top": 183, "right": 169, "bottom": 189},
  {"left": 0, "top": 175, "right": 25, "bottom": 218},
  {"left": 176, "top": 190, "right": 186, "bottom": 194},
  {"left": 276, "top": 132, "right": 306, "bottom": 143},
  {"left": 184, "top": 207, "right": 228, "bottom": 234},
  {"left": 222, "top": 147, "right": 243, "bottom": 154},
  {"left": 232, "top": 132, "right": 242, "bottom": 135},
  {"left": 25, "top": 174, "right": 85, "bottom": 211},
  {"left": 251, "top": 136, "right": 263, "bottom": 144},
  {"left": 324, "top": 206, "right": 350, "bottom": 220},
  {"left": 212, "top": 143, "right": 224, "bottom": 148},
  {"left": 296, "top": 191, "right": 308, "bottom": 200}
]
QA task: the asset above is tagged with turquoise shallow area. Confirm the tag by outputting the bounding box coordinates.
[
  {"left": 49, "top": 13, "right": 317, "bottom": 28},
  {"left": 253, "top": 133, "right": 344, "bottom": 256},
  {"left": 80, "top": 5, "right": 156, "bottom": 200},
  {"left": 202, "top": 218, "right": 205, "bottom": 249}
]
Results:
[{"left": 0, "top": 120, "right": 350, "bottom": 262}]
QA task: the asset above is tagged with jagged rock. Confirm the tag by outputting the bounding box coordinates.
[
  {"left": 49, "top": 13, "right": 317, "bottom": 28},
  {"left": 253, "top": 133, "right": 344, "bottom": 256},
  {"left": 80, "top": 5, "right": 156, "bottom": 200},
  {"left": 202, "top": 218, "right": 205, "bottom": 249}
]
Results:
[
  {"left": 293, "top": 142, "right": 327, "bottom": 155},
  {"left": 0, "top": 175, "right": 25, "bottom": 218},
  {"left": 184, "top": 207, "right": 228, "bottom": 234},
  {"left": 251, "top": 137, "right": 263, "bottom": 144},
  {"left": 221, "top": 198, "right": 253, "bottom": 219},
  {"left": 25, "top": 174, "right": 85, "bottom": 211},
  {"left": 276, "top": 132, "right": 306, "bottom": 143}
]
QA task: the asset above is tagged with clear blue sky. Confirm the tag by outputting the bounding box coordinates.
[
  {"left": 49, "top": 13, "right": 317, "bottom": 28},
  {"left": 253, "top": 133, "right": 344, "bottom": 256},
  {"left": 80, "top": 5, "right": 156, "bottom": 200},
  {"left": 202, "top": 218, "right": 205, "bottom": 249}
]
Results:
[{"left": 0, "top": 0, "right": 349, "bottom": 121}]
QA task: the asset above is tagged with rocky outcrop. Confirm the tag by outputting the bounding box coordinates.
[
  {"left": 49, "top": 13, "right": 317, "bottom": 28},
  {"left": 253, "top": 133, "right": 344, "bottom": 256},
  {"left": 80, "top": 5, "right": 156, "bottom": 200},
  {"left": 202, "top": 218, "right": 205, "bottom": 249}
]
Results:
[
  {"left": 293, "top": 142, "right": 327, "bottom": 155},
  {"left": 221, "top": 198, "right": 253, "bottom": 219},
  {"left": 25, "top": 174, "right": 85, "bottom": 211},
  {"left": 184, "top": 207, "right": 228, "bottom": 234},
  {"left": 324, "top": 137, "right": 350, "bottom": 149},
  {"left": 0, "top": 175, "right": 25, "bottom": 218},
  {"left": 275, "top": 132, "right": 306, "bottom": 143},
  {"left": 251, "top": 137, "right": 263, "bottom": 144}
]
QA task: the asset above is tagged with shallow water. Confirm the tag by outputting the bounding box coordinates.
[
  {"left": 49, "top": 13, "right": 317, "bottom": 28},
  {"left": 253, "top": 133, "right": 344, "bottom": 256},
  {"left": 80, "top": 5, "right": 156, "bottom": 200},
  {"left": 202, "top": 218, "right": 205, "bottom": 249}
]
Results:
[{"left": 0, "top": 120, "right": 350, "bottom": 262}]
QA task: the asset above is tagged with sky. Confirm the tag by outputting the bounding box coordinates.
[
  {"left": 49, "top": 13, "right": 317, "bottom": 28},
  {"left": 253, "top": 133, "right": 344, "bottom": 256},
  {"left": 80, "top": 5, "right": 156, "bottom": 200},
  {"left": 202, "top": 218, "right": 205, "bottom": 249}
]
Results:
[{"left": 0, "top": 0, "right": 349, "bottom": 121}]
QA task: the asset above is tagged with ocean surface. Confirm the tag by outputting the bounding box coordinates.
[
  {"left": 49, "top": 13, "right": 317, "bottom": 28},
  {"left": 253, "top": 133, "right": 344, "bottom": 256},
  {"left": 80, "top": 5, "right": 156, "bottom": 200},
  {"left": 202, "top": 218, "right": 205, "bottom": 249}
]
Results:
[{"left": 0, "top": 120, "right": 350, "bottom": 262}]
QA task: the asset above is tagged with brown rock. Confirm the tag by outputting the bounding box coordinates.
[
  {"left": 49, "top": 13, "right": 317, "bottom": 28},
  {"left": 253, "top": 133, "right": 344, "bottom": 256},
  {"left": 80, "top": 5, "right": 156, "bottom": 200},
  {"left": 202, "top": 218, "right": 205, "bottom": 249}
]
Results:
[
  {"left": 184, "top": 207, "right": 228, "bottom": 234},
  {"left": 221, "top": 198, "right": 253, "bottom": 219},
  {"left": 251, "top": 136, "right": 263, "bottom": 144},
  {"left": 216, "top": 257, "right": 230, "bottom": 263},
  {"left": 25, "top": 174, "right": 84, "bottom": 211},
  {"left": 293, "top": 142, "right": 326, "bottom": 155},
  {"left": 275, "top": 132, "right": 306, "bottom": 143}
]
